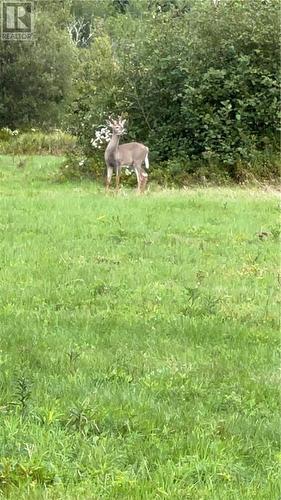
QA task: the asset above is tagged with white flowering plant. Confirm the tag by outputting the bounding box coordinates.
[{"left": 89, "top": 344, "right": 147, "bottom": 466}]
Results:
[
  {"left": 0, "top": 127, "right": 20, "bottom": 141},
  {"left": 90, "top": 126, "right": 111, "bottom": 149}
]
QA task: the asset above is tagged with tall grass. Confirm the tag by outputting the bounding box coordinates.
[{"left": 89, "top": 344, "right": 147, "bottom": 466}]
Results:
[
  {"left": 0, "top": 130, "right": 76, "bottom": 155},
  {"left": 0, "top": 155, "right": 280, "bottom": 499}
]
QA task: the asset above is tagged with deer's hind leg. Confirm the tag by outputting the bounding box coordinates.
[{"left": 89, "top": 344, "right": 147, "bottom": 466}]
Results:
[
  {"left": 140, "top": 168, "right": 148, "bottom": 192},
  {"left": 134, "top": 166, "right": 142, "bottom": 194},
  {"left": 135, "top": 162, "right": 148, "bottom": 194}
]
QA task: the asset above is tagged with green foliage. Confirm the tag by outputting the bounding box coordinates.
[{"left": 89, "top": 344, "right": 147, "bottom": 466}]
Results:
[
  {"left": 58, "top": 149, "right": 104, "bottom": 181},
  {"left": 0, "top": 155, "right": 279, "bottom": 497},
  {"left": 113, "top": 0, "right": 130, "bottom": 13},
  {"left": 68, "top": 0, "right": 279, "bottom": 180},
  {"left": 0, "top": 5, "right": 76, "bottom": 129},
  {"left": 0, "top": 0, "right": 279, "bottom": 181},
  {"left": 181, "top": 0, "right": 280, "bottom": 168}
]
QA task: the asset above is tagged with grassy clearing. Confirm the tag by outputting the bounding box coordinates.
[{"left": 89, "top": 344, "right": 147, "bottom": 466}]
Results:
[{"left": 0, "top": 155, "right": 280, "bottom": 499}]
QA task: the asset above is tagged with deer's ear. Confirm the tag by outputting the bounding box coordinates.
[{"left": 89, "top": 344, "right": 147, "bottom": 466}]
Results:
[{"left": 121, "top": 119, "right": 127, "bottom": 126}]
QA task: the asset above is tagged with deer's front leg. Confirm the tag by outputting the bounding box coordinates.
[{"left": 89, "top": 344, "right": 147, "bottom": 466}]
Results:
[
  {"left": 115, "top": 166, "right": 121, "bottom": 193},
  {"left": 106, "top": 167, "right": 113, "bottom": 193}
]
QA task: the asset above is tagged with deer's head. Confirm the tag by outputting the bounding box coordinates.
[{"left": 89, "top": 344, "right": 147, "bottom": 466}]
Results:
[{"left": 107, "top": 116, "right": 126, "bottom": 136}]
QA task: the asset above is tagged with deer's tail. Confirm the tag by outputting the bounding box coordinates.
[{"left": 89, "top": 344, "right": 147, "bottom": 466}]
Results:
[{"left": 144, "top": 148, "right": 149, "bottom": 170}]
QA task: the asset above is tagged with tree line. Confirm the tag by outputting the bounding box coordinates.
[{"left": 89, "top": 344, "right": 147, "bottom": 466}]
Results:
[{"left": 0, "top": 0, "right": 279, "bottom": 181}]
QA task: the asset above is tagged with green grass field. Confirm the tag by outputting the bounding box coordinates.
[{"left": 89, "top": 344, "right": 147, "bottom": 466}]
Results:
[{"left": 0, "top": 155, "right": 280, "bottom": 499}]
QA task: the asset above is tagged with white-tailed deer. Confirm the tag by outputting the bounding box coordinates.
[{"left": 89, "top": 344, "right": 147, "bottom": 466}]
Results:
[{"left": 104, "top": 117, "right": 149, "bottom": 193}]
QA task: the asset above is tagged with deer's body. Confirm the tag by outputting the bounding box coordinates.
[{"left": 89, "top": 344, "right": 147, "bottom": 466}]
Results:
[{"left": 104, "top": 118, "right": 149, "bottom": 193}]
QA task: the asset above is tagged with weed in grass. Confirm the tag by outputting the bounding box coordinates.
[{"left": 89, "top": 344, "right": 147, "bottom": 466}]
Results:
[
  {"left": 67, "top": 347, "right": 81, "bottom": 374},
  {"left": 65, "top": 400, "right": 100, "bottom": 437},
  {"left": 11, "top": 375, "right": 32, "bottom": 419},
  {"left": 270, "top": 224, "right": 281, "bottom": 241}
]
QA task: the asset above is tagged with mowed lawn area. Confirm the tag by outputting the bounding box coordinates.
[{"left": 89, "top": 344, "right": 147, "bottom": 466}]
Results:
[{"left": 0, "top": 155, "right": 280, "bottom": 499}]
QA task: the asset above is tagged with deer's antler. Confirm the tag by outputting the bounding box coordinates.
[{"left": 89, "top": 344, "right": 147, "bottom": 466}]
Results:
[
  {"left": 117, "top": 115, "right": 126, "bottom": 127},
  {"left": 106, "top": 115, "right": 127, "bottom": 129},
  {"left": 106, "top": 115, "right": 119, "bottom": 128}
]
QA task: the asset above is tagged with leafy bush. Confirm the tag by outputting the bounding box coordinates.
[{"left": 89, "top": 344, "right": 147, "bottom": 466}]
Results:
[{"left": 58, "top": 150, "right": 105, "bottom": 182}]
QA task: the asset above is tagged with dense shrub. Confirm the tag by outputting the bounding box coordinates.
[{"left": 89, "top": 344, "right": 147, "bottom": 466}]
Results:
[{"left": 58, "top": 150, "right": 104, "bottom": 181}]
